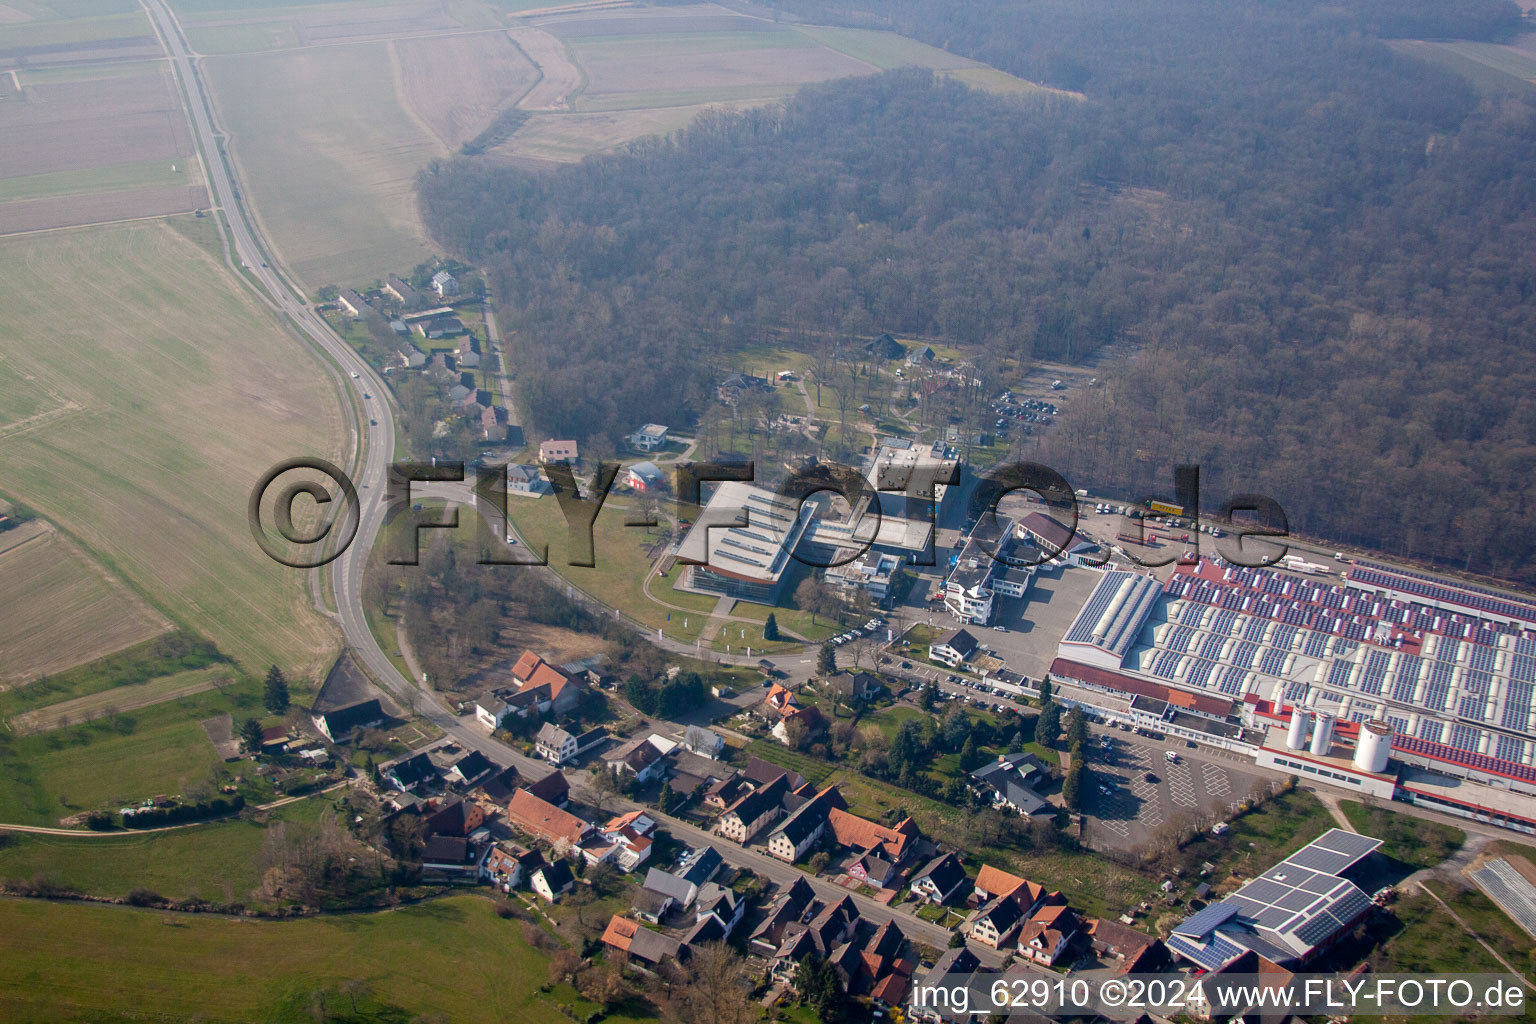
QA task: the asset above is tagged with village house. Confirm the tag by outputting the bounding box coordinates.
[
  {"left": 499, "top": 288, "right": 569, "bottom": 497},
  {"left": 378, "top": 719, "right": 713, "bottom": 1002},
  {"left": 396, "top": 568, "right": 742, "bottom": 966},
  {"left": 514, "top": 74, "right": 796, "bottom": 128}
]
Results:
[
  {"left": 421, "top": 835, "right": 491, "bottom": 881},
  {"left": 535, "top": 723, "right": 606, "bottom": 765},
  {"left": 929, "top": 627, "right": 980, "bottom": 669},
  {"left": 506, "top": 464, "right": 552, "bottom": 498},
  {"left": 431, "top": 270, "right": 460, "bottom": 297},
  {"left": 530, "top": 858, "right": 575, "bottom": 902},
  {"left": 601, "top": 915, "right": 688, "bottom": 968},
  {"left": 716, "top": 773, "right": 789, "bottom": 843},
  {"left": 629, "top": 423, "right": 669, "bottom": 451},
  {"left": 909, "top": 852, "right": 968, "bottom": 905},
  {"left": 766, "top": 785, "right": 842, "bottom": 862},
  {"left": 506, "top": 787, "right": 591, "bottom": 848},
  {"left": 382, "top": 752, "right": 437, "bottom": 793},
  {"left": 383, "top": 275, "right": 420, "bottom": 307},
  {"left": 969, "top": 752, "right": 1051, "bottom": 816},
  {"left": 311, "top": 698, "right": 384, "bottom": 743},
  {"left": 748, "top": 877, "right": 817, "bottom": 956},
  {"left": 624, "top": 460, "right": 666, "bottom": 493},
  {"left": 827, "top": 807, "right": 920, "bottom": 865},
  {"left": 1016, "top": 903, "right": 1082, "bottom": 966},
  {"left": 604, "top": 735, "right": 668, "bottom": 783},
  {"left": 538, "top": 439, "right": 579, "bottom": 465}
]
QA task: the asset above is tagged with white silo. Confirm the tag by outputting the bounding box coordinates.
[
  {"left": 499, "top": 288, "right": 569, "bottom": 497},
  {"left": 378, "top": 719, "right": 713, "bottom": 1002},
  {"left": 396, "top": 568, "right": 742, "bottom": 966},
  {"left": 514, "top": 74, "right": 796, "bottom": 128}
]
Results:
[
  {"left": 1354, "top": 719, "right": 1393, "bottom": 774},
  {"left": 1285, "top": 707, "right": 1311, "bottom": 751},
  {"left": 1309, "top": 712, "right": 1336, "bottom": 756}
]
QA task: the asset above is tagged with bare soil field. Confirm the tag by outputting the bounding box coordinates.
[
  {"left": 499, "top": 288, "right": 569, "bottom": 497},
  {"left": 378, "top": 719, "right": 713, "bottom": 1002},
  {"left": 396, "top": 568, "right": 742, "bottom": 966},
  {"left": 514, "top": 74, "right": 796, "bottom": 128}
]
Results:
[
  {"left": 206, "top": 41, "right": 440, "bottom": 286},
  {"left": 8, "top": 666, "right": 230, "bottom": 734},
  {"left": 0, "top": 69, "right": 193, "bottom": 179},
  {"left": 181, "top": 0, "right": 472, "bottom": 53},
  {"left": 0, "top": 219, "right": 344, "bottom": 675},
  {"left": 544, "top": 11, "right": 775, "bottom": 36},
  {"left": 0, "top": 521, "right": 170, "bottom": 686},
  {"left": 506, "top": 23, "right": 582, "bottom": 110},
  {"left": 394, "top": 30, "right": 538, "bottom": 148},
  {"left": 494, "top": 102, "right": 748, "bottom": 163},
  {"left": 0, "top": 184, "right": 207, "bottom": 233},
  {"left": 570, "top": 39, "right": 870, "bottom": 95}
]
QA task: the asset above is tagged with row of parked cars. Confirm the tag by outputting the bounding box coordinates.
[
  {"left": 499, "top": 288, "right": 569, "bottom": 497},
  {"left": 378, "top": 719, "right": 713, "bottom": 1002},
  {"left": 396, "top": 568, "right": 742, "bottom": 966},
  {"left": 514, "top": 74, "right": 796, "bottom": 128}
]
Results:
[{"left": 829, "top": 617, "right": 885, "bottom": 646}]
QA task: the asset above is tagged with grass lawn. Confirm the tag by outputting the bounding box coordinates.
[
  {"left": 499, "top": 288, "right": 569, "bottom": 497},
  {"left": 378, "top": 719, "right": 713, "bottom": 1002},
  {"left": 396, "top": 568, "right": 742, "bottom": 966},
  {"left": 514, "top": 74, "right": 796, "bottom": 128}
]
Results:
[
  {"left": 0, "top": 893, "right": 568, "bottom": 1023},
  {"left": 0, "top": 220, "right": 344, "bottom": 678},
  {"left": 0, "top": 794, "right": 327, "bottom": 902},
  {"left": 1423, "top": 879, "right": 1536, "bottom": 981},
  {"left": 1368, "top": 885, "right": 1514, "bottom": 978},
  {"left": 1339, "top": 800, "right": 1465, "bottom": 871},
  {"left": 0, "top": 674, "right": 272, "bottom": 824}
]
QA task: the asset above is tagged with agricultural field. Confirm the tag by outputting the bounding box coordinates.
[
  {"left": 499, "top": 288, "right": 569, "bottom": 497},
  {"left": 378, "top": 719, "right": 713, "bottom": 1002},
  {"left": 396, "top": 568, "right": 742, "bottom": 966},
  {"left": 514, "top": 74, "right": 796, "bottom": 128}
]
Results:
[
  {"left": 203, "top": 41, "right": 441, "bottom": 287},
  {"left": 393, "top": 30, "right": 538, "bottom": 149},
  {"left": 0, "top": 893, "right": 563, "bottom": 1023},
  {"left": 0, "top": 7, "right": 160, "bottom": 66},
  {"left": 177, "top": 0, "right": 481, "bottom": 55},
  {"left": 0, "top": 218, "right": 344, "bottom": 676},
  {"left": 0, "top": 63, "right": 207, "bottom": 234},
  {"left": 7, "top": 664, "right": 230, "bottom": 734},
  {"left": 490, "top": 3, "right": 1064, "bottom": 164},
  {"left": 0, "top": 520, "right": 170, "bottom": 686},
  {"left": 174, "top": 0, "right": 1053, "bottom": 281},
  {"left": 1392, "top": 38, "right": 1536, "bottom": 95}
]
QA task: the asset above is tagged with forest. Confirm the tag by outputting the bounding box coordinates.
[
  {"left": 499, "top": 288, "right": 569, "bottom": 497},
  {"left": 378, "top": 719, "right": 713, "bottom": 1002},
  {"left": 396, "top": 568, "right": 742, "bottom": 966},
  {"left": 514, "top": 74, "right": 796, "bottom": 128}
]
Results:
[{"left": 417, "top": 0, "right": 1536, "bottom": 581}]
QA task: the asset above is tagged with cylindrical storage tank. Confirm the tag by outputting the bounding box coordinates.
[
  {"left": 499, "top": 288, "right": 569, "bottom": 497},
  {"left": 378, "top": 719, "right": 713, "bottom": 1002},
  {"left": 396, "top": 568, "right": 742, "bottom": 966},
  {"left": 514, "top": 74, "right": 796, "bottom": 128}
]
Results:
[
  {"left": 1354, "top": 719, "right": 1392, "bottom": 774},
  {"left": 1286, "top": 707, "right": 1311, "bottom": 751},
  {"left": 1309, "top": 713, "right": 1336, "bottom": 756}
]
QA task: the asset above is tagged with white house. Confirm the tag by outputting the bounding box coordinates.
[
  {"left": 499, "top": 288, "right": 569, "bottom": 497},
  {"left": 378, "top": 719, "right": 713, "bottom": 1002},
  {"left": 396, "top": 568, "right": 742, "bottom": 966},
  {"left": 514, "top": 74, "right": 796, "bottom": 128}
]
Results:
[
  {"left": 531, "top": 860, "right": 575, "bottom": 902},
  {"left": 536, "top": 723, "right": 606, "bottom": 765},
  {"left": 630, "top": 423, "right": 669, "bottom": 451},
  {"left": 431, "top": 270, "right": 460, "bottom": 297},
  {"left": 683, "top": 725, "right": 725, "bottom": 759},
  {"left": 507, "top": 464, "right": 552, "bottom": 498},
  {"left": 929, "top": 627, "right": 979, "bottom": 669}
]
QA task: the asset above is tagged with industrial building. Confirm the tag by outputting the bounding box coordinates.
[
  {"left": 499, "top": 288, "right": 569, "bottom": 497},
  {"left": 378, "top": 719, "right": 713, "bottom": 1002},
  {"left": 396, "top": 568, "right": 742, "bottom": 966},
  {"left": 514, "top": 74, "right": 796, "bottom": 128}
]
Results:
[
  {"left": 675, "top": 473, "right": 936, "bottom": 606},
  {"left": 1049, "top": 557, "right": 1536, "bottom": 831},
  {"left": 1168, "top": 829, "right": 1381, "bottom": 971},
  {"left": 941, "top": 515, "right": 1034, "bottom": 624}
]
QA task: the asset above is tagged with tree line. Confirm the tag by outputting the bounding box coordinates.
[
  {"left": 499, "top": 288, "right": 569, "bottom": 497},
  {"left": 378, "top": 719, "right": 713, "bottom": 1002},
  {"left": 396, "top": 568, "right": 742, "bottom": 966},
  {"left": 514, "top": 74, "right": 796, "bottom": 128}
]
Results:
[{"left": 418, "top": 0, "right": 1536, "bottom": 581}]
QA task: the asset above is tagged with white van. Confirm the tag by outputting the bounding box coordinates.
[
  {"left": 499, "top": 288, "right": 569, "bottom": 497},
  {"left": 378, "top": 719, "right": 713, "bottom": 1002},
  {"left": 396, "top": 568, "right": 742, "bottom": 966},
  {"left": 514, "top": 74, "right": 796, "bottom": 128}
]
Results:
[{"left": 1164, "top": 750, "right": 1179, "bottom": 763}]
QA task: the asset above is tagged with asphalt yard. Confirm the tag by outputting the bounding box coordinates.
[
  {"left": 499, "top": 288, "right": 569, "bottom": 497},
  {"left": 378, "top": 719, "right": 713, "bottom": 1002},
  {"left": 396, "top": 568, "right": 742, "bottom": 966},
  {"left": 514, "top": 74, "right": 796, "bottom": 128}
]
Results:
[{"left": 1081, "top": 734, "right": 1264, "bottom": 852}]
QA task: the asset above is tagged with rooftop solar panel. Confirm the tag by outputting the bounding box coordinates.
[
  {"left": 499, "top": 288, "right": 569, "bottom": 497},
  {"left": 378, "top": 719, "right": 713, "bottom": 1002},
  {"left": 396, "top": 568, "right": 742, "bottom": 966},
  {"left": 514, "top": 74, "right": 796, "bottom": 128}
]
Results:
[{"left": 1172, "top": 901, "right": 1239, "bottom": 938}]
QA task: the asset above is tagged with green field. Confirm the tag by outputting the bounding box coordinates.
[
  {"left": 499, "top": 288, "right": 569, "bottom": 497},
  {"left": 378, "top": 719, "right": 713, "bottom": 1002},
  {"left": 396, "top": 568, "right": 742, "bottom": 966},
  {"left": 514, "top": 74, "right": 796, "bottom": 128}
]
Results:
[
  {"left": 1339, "top": 800, "right": 1465, "bottom": 871},
  {"left": 0, "top": 716, "right": 223, "bottom": 824},
  {"left": 0, "top": 159, "right": 190, "bottom": 203},
  {"left": 205, "top": 42, "right": 440, "bottom": 287},
  {"left": 506, "top": 490, "right": 801, "bottom": 649},
  {"left": 0, "top": 219, "right": 344, "bottom": 677},
  {"left": 0, "top": 893, "right": 567, "bottom": 1023},
  {"left": 0, "top": 10, "right": 148, "bottom": 47},
  {"left": 0, "top": 794, "right": 326, "bottom": 900},
  {"left": 788, "top": 25, "right": 976, "bottom": 71}
]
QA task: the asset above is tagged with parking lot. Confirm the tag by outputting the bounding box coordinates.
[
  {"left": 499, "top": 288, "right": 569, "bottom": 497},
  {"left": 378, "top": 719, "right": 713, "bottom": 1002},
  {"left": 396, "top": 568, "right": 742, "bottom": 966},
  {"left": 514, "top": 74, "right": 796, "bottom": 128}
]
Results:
[{"left": 1082, "top": 733, "right": 1268, "bottom": 853}]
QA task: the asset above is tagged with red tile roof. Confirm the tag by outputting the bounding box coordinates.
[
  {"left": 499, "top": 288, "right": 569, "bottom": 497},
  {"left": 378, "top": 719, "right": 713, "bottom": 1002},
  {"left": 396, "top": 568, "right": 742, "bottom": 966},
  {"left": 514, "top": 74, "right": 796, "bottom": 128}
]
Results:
[{"left": 507, "top": 788, "right": 589, "bottom": 845}]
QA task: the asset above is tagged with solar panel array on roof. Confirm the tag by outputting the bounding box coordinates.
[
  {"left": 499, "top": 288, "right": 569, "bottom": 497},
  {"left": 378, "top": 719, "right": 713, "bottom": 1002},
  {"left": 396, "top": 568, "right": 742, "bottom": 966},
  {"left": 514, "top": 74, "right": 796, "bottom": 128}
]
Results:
[
  {"left": 1185, "top": 659, "right": 1217, "bottom": 690},
  {"left": 1503, "top": 681, "right": 1533, "bottom": 732},
  {"left": 1197, "top": 632, "right": 1228, "bottom": 660},
  {"left": 1424, "top": 662, "right": 1455, "bottom": 711},
  {"left": 1172, "top": 901, "right": 1239, "bottom": 938},
  {"left": 1419, "top": 719, "right": 1444, "bottom": 743},
  {"left": 1216, "top": 665, "right": 1247, "bottom": 695},
  {"left": 1450, "top": 723, "right": 1481, "bottom": 752},
  {"left": 1232, "top": 641, "right": 1259, "bottom": 669},
  {"left": 1326, "top": 660, "right": 1355, "bottom": 688},
  {"left": 1470, "top": 645, "right": 1499, "bottom": 673},
  {"left": 1351, "top": 560, "right": 1536, "bottom": 625},
  {"left": 1459, "top": 670, "right": 1492, "bottom": 722},
  {"left": 1396, "top": 732, "right": 1536, "bottom": 782},
  {"left": 1167, "top": 625, "right": 1197, "bottom": 653},
  {"left": 1259, "top": 647, "right": 1291, "bottom": 677},
  {"left": 1496, "top": 733, "right": 1528, "bottom": 763},
  {"left": 1359, "top": 649, "right": 1390, "bottom": 696}
]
